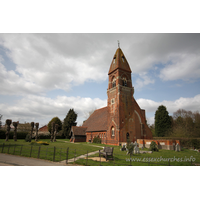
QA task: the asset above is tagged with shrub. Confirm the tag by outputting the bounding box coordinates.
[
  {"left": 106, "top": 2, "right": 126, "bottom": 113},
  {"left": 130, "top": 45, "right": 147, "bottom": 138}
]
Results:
[
  {"left": 37, "top": 141, "right": 49, "bottom": 145},
  {"left": 149, "top": 141, "right": 159, "bottom": 152},
  {"left": 0, "top": 130, "right": 28, "bottom": 139},
  {"left": 25, "top": 134, "right": 31, "bottom": 142},
  {"left": 93, "top": 136, "right": 101, "bottom": 144}
]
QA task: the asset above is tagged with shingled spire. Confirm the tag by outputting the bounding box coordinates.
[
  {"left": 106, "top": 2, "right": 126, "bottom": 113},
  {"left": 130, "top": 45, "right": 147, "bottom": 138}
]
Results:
[{"left": 108, "top": 48, "right": 132, "bottom": 75}]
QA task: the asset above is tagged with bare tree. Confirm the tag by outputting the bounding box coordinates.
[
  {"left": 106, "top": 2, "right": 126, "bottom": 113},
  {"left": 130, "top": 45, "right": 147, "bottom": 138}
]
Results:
[
  {"left": 84, "top": 108, "right": 96, "bottom": 120},
  {"left": 0, "top": 114, "right": 3, "bottom": 129}
]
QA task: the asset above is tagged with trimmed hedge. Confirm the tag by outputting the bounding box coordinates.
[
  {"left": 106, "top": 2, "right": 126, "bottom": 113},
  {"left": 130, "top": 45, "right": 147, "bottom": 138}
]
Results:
[{"left": 0, "top": 130, "right": 28, "bottom": 139}]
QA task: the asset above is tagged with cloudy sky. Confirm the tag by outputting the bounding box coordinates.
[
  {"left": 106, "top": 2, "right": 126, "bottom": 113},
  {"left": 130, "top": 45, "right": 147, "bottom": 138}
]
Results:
[{"left": 0, "top": 33, "right": 200, "bottom": 127}]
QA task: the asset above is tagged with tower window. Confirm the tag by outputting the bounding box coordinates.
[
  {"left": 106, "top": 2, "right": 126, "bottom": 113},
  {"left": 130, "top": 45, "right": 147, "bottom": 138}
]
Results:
[
  {"left": 111, "top": 98, "right": 115, "bottom": 104},
  {"left": 122, "top": 77, "right": 127, "bottom": 87},
  {"left": 112, "top": 77, "right": 116, "bottom": 88},
  {"left": 111, "top": 127, "right": 115, "bottom": 137},
  {"left": 113, "top": 56, "right": 116, "bottom": 64},
  {"left": 122, "top": 56, "right": 125, "bottom": 62}
]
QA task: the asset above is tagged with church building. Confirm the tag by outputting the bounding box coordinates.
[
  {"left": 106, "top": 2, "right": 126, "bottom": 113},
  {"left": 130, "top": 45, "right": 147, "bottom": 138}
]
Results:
[{"left": 70, "top": 47, "right": 153, "bottom": 146}]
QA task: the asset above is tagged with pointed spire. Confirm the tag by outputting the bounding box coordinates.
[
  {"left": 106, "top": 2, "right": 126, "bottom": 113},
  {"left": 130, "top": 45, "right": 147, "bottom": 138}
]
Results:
[{"left": 108, "top": 48, "right": 131, "bottom": 75}]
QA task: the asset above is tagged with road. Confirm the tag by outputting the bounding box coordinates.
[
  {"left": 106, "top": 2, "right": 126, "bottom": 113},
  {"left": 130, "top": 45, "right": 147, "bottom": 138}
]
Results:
[{"left": 0, "top": 153, "right": 80, "bottom": 166}]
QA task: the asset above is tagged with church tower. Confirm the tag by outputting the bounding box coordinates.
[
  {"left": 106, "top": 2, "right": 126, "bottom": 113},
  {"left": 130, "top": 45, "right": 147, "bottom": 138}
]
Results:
[{"left": 106, "top": 47, "right": 152, "bottom": 145}]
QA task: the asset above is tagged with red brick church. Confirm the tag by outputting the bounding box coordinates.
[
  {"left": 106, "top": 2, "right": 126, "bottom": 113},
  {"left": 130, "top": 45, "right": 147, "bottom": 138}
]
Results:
[{"left": 71, "top": 47, "right": 153, "bottom": 146}]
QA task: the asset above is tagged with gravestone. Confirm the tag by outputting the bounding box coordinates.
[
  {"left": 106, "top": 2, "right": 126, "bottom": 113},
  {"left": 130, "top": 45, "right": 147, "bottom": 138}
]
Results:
[
  {"left": 134, "top": 145, "right": 140, "bottom": 154},
  {"left": 54, "top": 124, "right": 58, "bottom": 142},
  {"left": 51, "top": 122, "right": 55, "bottom": 142},
  {"left": 5, "top": 119, "right": 12, "bottom": 141},
  {"left": 175, "top": 143, "right": 180, "bottom": 152},
  {"left": 13, "top": 121, "right": 18, "bottom": 141},
  {"left": 35, "top": 123, "right": 39, "bottom": 141}
]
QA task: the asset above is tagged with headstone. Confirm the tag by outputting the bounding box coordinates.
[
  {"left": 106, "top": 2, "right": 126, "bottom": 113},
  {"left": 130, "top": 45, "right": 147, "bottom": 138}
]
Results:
[
  {"left": 51, "top": 122, "right": 55, "bottom": 142},
  {"left": 134, "top": 146, "right": 140, "bottom": 154},
  {"left": 13, "top": 121, "right": 18, "bottom": 141},
  {"left": 141, "top": 146, "right": 144, "bottom": 150},
  {"left": 175, "top": 143, "right": 180, "bottom": 152},
  {"left": 5, "top": 119, "right": 12, "bottom": 141},
  {"left": 35, "top": 123, "right": 39, "bottom": 141}
]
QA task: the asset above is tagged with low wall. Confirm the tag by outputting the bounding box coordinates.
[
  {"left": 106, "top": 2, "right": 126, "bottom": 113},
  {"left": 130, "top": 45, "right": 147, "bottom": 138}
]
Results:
[{"left": 137, "top": 139, "right": 181, "bottom": 150}]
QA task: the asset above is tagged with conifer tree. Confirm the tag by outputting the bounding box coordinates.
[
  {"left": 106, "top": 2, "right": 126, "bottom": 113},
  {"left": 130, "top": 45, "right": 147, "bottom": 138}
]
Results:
[
  {"left": 155, "top": 105, "right": 172, "bottom": 137},
  {"left": 62, "top": 109, "right": 77, "bottom": 138}
]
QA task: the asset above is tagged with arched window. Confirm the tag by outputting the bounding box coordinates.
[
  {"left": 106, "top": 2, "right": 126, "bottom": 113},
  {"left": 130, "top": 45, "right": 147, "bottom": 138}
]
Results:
[
  {"left": 112, "top": 77, "right": 116, "bottom": 88},
  {"left": 113, "top": 56, "right": 116, "bottom": 64},
  {"left": 111, "top": 127, "right": 115, "bottom": 137},
  {"left": 122, "top": 77, "right": 127, "bottom": 87},
  {"left": 126, "top": 132, "right": 129, "bottom": 140},
  {"left": 122, "top": 56, "right": 125, "bottom": 62}
]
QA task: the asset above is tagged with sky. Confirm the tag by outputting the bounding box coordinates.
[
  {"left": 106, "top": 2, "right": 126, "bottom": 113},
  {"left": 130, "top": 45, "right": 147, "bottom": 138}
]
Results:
[{"left": 0, "top": 33, "right": 200, "bottom": 127}]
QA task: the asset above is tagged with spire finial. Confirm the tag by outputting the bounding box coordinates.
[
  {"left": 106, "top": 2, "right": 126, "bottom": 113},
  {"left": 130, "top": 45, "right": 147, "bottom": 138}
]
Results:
[{"left": 118, "top": 40, "right": 120, "bottom": 48}]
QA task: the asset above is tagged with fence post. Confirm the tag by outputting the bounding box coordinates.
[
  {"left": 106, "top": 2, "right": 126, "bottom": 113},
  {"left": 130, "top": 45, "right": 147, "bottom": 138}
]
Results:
[
  {"left": 8, "top": 143, "right": 10, "bottom": 154},
  {"left": 113, "top": 153, "right": 115, "bottom": 166},
  {"left": 37, "top": 146, "right": 41, "bottom": 159},
  {"left": 60, "top": 148, "right": 62, "bottom": 162},
  {"left": 53, "top": 146, "right": 56, "bottom": 162},
  {"left": 1, "top": 143, "right": 5, "bottom": 153},
  {"left": 66, "top": 147, "right": 69, "bottom": 164},
  {"left": 45, "top": 147, "right": 48, "bottom": 159},
  {"left": 74, "top": 149, "right": 76, "bottom": 163},
  {"left": 86, "top": 150, "right": 88, "bottom": 166},
  {"left": 129, "top": 153, "right": 131, "bottom": 166},
  {"left": 99, "top": 150, "right": 101, "bottom": 166},
  {"left": 20, "top": 145, "right": 23, "bottom": 155},
  {"left": 191, "top": 160, "right": 192, "bottom": 166},
  {"left": 30, "top": 145, "right": 33, "bottom": 157},
  {"left": 13, "top": 144, "right": 16, "bottom": 155},
  {"left": 148, "top": 157, "right": 150, "bottom": 166},
  {"left": 168, "top": 159, "right": 170, "bottom": 166}
]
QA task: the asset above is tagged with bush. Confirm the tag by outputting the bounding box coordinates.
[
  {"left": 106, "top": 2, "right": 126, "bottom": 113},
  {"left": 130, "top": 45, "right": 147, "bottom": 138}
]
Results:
[
  {"left": 0, "top": 130, "right": 28, "bottom": 139},
  {"left": 93, "top": 136, "right": 101, "bottom": 144},
  {"left": 149, "top": 141, "right": 159, "bottom": 152},
  {"left": 179, "top": 138, "right": 200, "bottom": 149},
  {"left": 25, "top": 134, "right": 31, "bottom": 142},
  {"left": 37, "top": 141, "right": 49, "bottom": 145}
]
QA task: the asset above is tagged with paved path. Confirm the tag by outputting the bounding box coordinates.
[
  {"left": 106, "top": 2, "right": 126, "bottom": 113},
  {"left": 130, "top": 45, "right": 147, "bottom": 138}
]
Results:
[
  {"left": 0, "top": 153, "right": 77, "bottom": 166},
  {"left": 59, "top": 150, "right": 100, "bottom": 164}
]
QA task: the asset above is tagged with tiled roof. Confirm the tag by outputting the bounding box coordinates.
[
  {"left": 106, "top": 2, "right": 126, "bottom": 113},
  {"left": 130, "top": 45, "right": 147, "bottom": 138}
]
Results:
[
  {"left": 83, "top": 107, "right": 108, "bottom": 132},
  {"left": 108, "top": 48, "right": 132, "bottom": 75},
  {"left": 71, "top": 126, "right": 87, "bottom": 136}
]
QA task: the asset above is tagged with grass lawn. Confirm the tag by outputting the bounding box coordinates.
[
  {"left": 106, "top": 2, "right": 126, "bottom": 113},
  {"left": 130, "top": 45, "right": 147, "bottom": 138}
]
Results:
[
  {"left": 0, "top": 139, "right": 101, "bottom": 162},
  {"left": 75, "top": 145, "right": 200, "bottom": 166},
  {"left": 1, "top": 139, "right": 199, "bottom": 165}
]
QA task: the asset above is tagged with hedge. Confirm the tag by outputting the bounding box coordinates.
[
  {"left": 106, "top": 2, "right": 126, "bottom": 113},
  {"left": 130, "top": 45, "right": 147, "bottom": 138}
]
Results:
[{"left": 0, "top": 130, "right": 28, "bottom": 139}]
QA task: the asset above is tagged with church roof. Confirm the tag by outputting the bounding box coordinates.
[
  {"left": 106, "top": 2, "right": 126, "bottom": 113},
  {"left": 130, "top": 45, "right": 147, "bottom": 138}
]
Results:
[
  {"left": 83, "top": 107, "right": 108, "bottom": 132},
  {"left": 108, "top": 48, "right": 132, "bottom": 75}
]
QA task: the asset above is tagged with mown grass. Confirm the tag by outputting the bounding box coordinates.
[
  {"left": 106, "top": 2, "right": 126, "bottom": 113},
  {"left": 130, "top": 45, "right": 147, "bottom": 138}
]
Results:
[
  {"left": 0, "top": 139, "right": 101, "bottom": 162},
  {"left": 75, "top": 146, "right": 200, "bottom": 166},
  {"left": 1, "top": 139, "right": 199, "bottom": 165}
]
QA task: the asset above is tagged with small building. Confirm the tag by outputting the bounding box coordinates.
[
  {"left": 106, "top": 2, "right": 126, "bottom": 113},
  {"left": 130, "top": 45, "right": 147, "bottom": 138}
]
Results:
[
  {"left": 38, "top": 125, "right": 49, "bottom": 135},
  {"left": 70, "top": 126, "right": 87, "bottom": 142}
]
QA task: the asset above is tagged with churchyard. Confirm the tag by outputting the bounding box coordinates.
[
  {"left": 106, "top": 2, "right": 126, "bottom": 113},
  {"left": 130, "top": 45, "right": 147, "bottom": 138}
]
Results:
[{"left": 0, "top": 139, "right": 199, "bottom": 166}]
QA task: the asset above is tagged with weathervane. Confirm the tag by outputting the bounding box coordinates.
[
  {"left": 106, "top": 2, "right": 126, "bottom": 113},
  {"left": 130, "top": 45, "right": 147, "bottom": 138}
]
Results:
[{"left": 118, "top": 40, "right": 120, "bottom": 48}]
